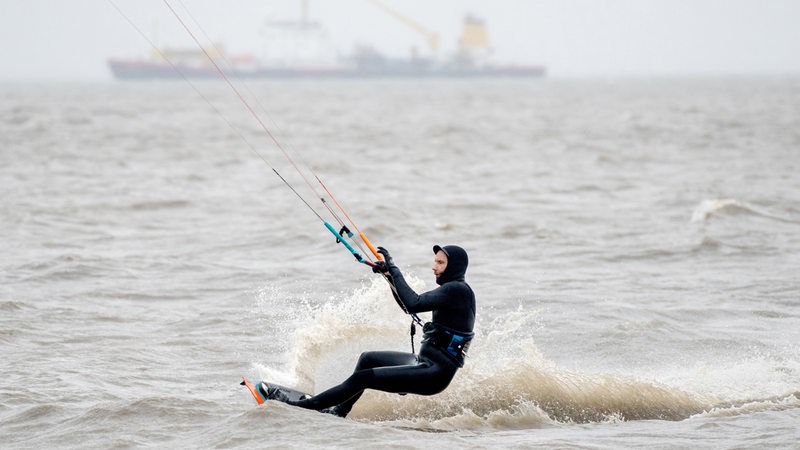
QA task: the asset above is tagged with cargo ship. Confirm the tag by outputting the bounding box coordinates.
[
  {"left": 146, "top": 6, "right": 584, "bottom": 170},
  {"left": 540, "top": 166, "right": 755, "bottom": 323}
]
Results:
[{"left": 108, "top": 2, "right": 545, "bottom": 80}]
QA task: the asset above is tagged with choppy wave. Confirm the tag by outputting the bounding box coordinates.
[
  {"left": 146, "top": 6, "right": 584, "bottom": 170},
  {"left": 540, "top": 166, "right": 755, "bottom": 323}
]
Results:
[
  {"left": 0, "top": 300, "right": 27, "bottom": 311},
  {"left": 691, "top": 198, "right": 794, "bottom": 223},
  {"left": 697, "top": 393, "right": 800, "bottom": 419},
  {"left": 129, "top": 199, "right": 193, "bottom": 211}
]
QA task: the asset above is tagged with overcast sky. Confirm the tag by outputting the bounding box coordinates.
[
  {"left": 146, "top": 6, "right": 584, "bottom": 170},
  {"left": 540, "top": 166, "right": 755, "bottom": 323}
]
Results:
[{"left": 1, "top": 0, "right": 799, "bottom": 81}]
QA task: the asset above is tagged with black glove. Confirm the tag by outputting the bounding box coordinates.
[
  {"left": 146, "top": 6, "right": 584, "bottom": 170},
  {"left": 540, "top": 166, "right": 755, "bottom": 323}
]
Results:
[
  {"left": 371, "top": 260, "right": 390, "bottom": 274},
  {"left": 377, "top": 246, "right": 394, "bottom": 266}
]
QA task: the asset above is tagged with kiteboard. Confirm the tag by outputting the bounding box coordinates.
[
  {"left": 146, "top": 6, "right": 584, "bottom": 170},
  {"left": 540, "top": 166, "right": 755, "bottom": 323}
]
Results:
[
  {"left": 240, "top": 377, "right": 344, "bottom": 416},
  {"left": 240, "top": 377, "right": 310, "bottom": 405}
]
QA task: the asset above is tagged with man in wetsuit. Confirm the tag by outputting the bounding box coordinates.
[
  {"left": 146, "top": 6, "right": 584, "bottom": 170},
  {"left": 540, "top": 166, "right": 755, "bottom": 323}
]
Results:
[{"left": 268, "top": 244, "right": 476, "bottom": 417}]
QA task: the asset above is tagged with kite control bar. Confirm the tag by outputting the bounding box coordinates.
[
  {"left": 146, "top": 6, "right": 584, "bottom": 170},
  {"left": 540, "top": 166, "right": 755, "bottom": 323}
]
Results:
[{"left": 324, "top": 222, "right": 376, "bottom": 268}]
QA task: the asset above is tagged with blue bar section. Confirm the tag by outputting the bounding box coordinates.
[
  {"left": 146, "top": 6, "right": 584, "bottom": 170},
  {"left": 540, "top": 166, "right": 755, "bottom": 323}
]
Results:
[{"left": 324, "top": 222, "right": 364, "bottom": 263}]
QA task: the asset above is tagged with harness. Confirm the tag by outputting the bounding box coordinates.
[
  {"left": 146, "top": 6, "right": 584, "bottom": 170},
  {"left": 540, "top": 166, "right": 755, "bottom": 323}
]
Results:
[{"left": 421, "top": 322, "right": 474, "bottom": 367}]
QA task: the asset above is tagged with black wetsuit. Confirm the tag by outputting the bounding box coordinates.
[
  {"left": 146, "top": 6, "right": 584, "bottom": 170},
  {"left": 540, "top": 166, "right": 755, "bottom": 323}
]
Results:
[{"left": 288, "top": 245, "right": 476, "bottom": 417}]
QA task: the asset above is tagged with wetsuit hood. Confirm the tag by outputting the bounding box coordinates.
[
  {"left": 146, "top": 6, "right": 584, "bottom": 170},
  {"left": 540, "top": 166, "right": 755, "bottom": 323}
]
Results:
[{"left": 433, "top": 244, "right": 468, "bottom": 285}]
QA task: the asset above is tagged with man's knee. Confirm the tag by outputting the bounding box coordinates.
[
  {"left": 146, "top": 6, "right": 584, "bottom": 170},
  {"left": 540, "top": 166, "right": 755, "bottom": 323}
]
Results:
[{"left": 355, "top": 351, "right": 386, "bottom": 370}]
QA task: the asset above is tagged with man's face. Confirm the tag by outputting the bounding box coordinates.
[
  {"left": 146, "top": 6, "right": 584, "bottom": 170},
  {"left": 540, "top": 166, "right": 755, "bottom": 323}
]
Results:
[{"left": 432, "top": 250, "right": 448, "bottom": 278}]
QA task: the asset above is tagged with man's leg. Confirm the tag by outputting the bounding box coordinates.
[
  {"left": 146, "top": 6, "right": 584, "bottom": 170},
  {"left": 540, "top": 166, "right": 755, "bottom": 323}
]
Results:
[{"left": 292, "top": 351, "right": 418, "bottom": 416}]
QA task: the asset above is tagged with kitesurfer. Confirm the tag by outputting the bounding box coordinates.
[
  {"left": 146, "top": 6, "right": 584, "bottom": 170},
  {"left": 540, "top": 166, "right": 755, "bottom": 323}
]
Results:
[{"left": 268, "top": 245, "right": 476, "bottom": 417}]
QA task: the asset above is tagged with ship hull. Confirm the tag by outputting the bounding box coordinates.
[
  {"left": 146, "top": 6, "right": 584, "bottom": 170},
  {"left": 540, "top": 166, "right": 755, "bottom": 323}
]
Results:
[{"left": 108, "top": 58, "right": 545, "bottom": 80}]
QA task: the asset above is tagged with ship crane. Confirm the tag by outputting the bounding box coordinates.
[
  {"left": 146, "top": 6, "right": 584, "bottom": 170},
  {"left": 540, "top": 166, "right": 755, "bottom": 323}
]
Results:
[{"left": 366, "top": 0, "right": 439, "bottom": 55}]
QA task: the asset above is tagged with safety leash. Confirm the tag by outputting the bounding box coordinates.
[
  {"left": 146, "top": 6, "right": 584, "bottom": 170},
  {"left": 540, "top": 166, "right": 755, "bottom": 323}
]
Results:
[{"left": 409, "top": 320, "right": 417, "bottom": 355}]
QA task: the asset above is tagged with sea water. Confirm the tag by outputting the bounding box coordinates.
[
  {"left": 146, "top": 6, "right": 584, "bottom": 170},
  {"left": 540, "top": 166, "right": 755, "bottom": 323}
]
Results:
[{"left": 1, "top": 78, "right": 799, "bottom": 449}]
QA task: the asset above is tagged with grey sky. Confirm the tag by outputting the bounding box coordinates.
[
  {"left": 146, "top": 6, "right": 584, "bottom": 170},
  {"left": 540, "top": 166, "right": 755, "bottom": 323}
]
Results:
[{"left": 1, "top": 0, "right": 798, "bottom": 81}]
